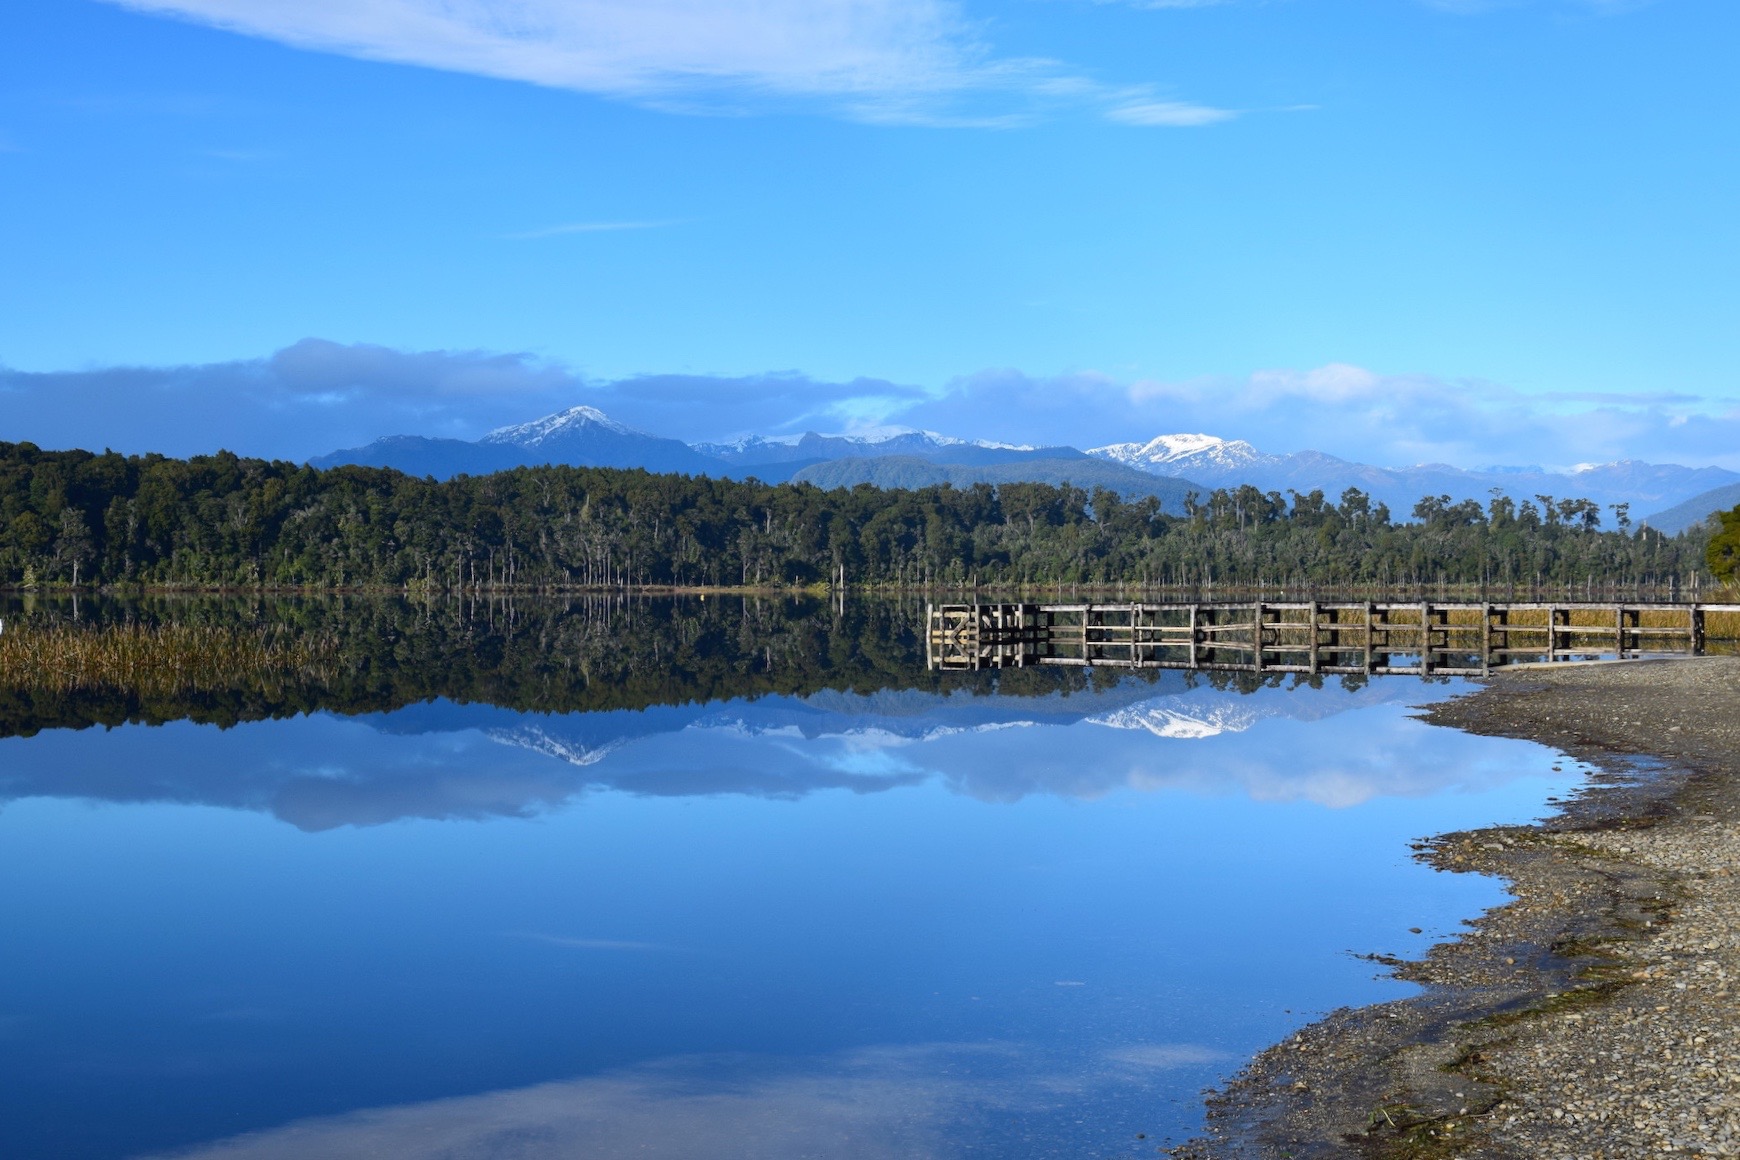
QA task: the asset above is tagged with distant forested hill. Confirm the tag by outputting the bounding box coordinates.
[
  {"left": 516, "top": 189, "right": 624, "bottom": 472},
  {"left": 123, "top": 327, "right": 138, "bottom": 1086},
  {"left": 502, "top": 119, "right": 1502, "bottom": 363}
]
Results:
[
  {"left": 790, "top": 455, "right": 1200, "bottom": 510},
  {"left": 0, "top": 441, "right": 1715, "bottom": 590},
  {"left": 1644, "top": 482, "right": 1740, "bottom": 536}
]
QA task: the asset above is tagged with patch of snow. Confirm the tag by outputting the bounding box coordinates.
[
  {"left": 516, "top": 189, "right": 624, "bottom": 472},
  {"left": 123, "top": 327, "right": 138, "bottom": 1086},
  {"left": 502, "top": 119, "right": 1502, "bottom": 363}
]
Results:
[
  {"left": 827, "top": 428, "right": 1035, "bottom": 451},
  {"left": 485, "top": 726, "right": 619, "bottom": 767},
  {"left": 695, "top": 433, "right": 809, "bottom": 454},
  {"left": 1089, "top": 433, "right": 1266, "bottom": 474},
  {"left": 1085, "top": 701, "right": 1261, "bottom": 739},
  {"left": 483, "top": 405, "right": 638, "bottom": 446}
]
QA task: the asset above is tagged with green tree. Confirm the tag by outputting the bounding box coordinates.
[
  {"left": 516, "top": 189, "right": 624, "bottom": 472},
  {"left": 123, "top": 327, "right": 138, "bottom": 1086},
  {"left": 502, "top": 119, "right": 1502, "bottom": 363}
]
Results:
[
  {"left": 55, "top": 507, "right": 95, "bottom": 586},
  {"left": 1709, "top": 506, "right": 1740, "bottom": 584}
]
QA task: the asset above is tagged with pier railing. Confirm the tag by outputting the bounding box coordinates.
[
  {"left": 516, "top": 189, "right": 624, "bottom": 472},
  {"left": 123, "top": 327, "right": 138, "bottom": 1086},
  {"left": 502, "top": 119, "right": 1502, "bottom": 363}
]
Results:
[{"left": 925, "top": 601, "right": 1740, "bottom": 676}]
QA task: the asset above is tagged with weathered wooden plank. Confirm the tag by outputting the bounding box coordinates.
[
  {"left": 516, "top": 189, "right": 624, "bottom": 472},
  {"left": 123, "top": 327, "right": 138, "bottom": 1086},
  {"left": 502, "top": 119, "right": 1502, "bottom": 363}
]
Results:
[{"left": 929, "top": 601, "right": 1725, "bottom": 674}]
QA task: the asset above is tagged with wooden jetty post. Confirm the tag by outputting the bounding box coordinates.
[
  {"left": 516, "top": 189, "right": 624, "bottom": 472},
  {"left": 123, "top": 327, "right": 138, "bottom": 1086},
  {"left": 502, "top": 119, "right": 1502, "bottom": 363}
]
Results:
[{"left": 926, "top": 600, "right": 1736, "bottom": 674}]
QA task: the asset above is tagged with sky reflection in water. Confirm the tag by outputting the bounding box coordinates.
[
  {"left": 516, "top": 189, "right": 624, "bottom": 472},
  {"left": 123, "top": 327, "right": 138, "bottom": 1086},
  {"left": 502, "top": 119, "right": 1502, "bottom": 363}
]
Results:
[{"left": 0, "top": 672, "right": 1581, "bottom": 1159}]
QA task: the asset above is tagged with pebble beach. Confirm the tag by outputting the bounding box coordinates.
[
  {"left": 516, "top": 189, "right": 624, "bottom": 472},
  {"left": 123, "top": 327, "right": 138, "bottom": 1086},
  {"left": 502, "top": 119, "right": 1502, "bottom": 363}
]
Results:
[{"left": 1171, "top": 655, "right": 1740, "bottom": 1159}]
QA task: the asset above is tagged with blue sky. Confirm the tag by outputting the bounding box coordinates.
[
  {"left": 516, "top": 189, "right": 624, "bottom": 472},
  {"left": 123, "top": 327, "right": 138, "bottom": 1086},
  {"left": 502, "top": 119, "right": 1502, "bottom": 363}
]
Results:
[{"left": 1, "top": 0, "right": 1736, "bottom": 466}]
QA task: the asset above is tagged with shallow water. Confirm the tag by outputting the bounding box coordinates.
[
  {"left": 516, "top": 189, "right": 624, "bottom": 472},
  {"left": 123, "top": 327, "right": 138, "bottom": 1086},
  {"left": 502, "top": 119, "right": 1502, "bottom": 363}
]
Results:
[{"left": 0, "top": 598, "right": 1584, "bottom": 1159}]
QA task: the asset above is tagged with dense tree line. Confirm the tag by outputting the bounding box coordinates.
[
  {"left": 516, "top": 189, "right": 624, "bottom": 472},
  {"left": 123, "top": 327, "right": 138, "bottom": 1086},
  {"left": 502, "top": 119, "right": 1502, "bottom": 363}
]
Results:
[{"left": 0, "top": 441, "right": 1721, "bottom": 591}]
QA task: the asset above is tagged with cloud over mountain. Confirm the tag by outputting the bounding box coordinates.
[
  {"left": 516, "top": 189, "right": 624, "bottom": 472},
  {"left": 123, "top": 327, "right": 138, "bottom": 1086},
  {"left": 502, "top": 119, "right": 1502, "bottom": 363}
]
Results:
[
  {"left": 895, "top": 365, "right": 1740, "bottom": 473},
  {"left": 0, "top": 341, "right": 921, "bottom": 461},
  {"left": 5, "top": 338, "right": 1738, "bottom": 478},
  {"left": 0, "top": 339, "right": 584, "bottom": 460}
]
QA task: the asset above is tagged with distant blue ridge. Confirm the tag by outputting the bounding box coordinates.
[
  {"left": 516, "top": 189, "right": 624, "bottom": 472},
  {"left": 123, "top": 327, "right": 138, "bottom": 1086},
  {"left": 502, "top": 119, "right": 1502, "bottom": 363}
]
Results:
[{"left": 310, "top": 404, "right": 1740, "bottom": 524}]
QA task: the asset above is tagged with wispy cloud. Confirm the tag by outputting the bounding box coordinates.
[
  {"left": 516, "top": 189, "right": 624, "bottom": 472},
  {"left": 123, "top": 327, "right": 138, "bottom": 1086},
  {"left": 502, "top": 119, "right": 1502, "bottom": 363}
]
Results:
[
  {"left": 502, "top": 220, "right": 681, "bottom": 241},
  {"left": 1420, "top": 0, "right": 1657, "bottom": 13},
  {"left": 1075, "top": 0, "right": 1235, "bottom": 8},
  {"left": 1105, "top": 98, "right": 1234, "bottom": 127},
  {"left": 101, "top": 0, "right": 1230, "bottom": 128}
]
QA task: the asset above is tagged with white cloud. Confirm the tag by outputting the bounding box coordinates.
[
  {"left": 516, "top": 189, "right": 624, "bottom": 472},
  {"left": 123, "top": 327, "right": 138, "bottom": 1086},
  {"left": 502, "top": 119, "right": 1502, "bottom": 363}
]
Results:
[
  {"left": 889, "top": 363, "right": 1740, "bottom": 471},
  {"left": 102, "top": 0, "right": 1229, "bottom": 127},
  {"left": 1105, "top": 98, "right": 1235, "bottom": 127},
  {"left": 108, "top": 0, "right": 959, "bottom": 99},
  {"left": 8, "top": 339, "right": 1736, "bottom": 472},
  {"left": 0, "top": 340, "right": 930, "bottom": 459},
  {"left": 0, "top": 339, "right": 584, "bottom": 459}
]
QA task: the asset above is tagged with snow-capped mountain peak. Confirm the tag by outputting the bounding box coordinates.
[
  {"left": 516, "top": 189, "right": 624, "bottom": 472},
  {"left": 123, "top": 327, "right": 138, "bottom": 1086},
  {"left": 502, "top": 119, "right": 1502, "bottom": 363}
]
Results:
[
  {"left": 697, "top": 433, "right": 807, "bottom": 454},
  {"left": 483, "top": 725, "right": 619, "bottom": 768},
  {"left": 482, "top": 405, "right": 638, "bottom": 447},
  {"left": 1088, "top": 433, "right": 1266, "bottom": 473},
  {"left": 1086, "top": 699, "right": 1262, "bottom": 739},
  {"left": 861, "top": 428, "right": 1037, "bottom": 452}
]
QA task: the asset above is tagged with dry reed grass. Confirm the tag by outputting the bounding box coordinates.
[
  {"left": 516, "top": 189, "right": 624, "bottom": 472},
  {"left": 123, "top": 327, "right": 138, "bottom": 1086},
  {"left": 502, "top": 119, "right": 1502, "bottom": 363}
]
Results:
[{"left": 0, "top": 621, "right": 335, "bottom": 696}]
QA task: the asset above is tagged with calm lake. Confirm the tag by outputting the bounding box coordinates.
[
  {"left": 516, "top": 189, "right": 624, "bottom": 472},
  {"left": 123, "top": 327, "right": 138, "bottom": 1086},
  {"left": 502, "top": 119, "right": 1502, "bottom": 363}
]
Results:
[{"left": 0, "top": 597, "right": 1582, "bottom": 1160}]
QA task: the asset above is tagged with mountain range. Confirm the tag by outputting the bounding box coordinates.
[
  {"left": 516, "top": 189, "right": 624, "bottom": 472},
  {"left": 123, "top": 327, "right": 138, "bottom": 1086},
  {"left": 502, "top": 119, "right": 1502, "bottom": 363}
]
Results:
[
  {"left": 313, "top": 406, "right": 1740, "bottom": 529},
  {"left": 315, "top": 409, "right": 1206, "bottom": 510},
  {"left": 1088, "top": 434, "right": 1740, "bottom": 528},
  {"left": 311, "top": 406, "right": 715, "bottom": 478}
]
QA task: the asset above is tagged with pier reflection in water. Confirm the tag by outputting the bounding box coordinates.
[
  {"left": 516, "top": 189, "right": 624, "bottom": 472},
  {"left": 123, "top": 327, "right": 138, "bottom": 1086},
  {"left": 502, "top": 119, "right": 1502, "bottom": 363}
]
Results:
[
  {"left": 0, "top": 597, "right": 1585, "bottom": 1160},
  {"left": 928, "top": 599, "right": 1740, "bottom": 674}
]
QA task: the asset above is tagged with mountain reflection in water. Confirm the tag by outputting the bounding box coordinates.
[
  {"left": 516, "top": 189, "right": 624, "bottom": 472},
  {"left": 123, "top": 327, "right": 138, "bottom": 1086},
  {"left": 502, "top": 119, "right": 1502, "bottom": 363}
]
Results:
[
  {"left": 3, "top": 677, "right": 1530, "bottom": 829},
  {"left": 0, "top": 597, "right": 1582, "bottom": 1160}
]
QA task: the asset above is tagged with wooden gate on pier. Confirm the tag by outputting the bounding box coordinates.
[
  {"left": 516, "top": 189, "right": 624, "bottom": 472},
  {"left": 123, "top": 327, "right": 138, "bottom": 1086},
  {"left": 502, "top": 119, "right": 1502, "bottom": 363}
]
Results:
[{"left": 925, "top": 601, "right": 1738, "bottom": 676}]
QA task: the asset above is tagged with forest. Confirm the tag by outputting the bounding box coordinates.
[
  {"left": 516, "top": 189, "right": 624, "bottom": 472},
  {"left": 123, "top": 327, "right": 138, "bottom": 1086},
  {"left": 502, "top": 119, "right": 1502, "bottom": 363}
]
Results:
[{"left": 0, "top": 440, "right": 1728, "bottom": 591}]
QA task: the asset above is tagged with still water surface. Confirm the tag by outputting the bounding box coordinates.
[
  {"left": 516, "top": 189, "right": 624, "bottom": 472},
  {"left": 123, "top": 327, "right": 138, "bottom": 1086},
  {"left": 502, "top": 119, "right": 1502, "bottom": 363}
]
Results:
[{"left": 0, "top": 598, "right": 1581, "bottom": 1159}]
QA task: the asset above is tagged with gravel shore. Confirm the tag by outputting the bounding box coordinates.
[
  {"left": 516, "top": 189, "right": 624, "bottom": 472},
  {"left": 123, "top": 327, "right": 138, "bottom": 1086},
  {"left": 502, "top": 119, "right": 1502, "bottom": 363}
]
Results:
[{"left": 1169, "top": 655, "right": 1740, "bottom": 1160}]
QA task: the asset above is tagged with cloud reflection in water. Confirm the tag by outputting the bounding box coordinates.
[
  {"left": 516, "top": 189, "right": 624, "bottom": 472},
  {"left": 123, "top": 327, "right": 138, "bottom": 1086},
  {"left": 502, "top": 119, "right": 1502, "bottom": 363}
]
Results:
[
  {"left": 0, "top": 676, "right": 1513, "bottom": 829},
  {"left": 143, "top": 1042, "right": 1227, "bottom": 1160}
]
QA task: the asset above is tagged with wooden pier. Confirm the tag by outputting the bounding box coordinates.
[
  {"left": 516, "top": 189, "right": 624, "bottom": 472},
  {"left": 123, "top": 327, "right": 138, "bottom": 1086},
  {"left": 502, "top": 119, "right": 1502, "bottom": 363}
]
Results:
[{"left": 926, "top": 601, "right": 1739, "bottom": 677}]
